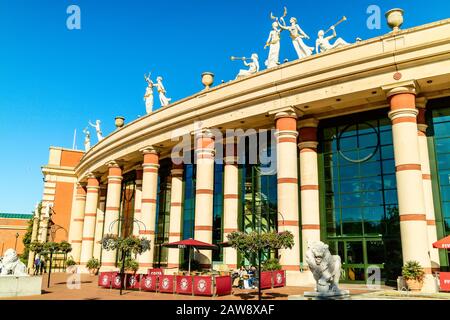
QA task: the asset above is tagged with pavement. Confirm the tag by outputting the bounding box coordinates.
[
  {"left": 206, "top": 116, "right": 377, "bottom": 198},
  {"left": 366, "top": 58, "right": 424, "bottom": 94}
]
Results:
[{"left": 2, "top": 273, "right": 448, "bottom": 300}]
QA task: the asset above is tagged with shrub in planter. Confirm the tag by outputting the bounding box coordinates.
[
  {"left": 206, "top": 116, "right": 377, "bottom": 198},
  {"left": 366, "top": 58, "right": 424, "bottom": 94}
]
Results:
[
  {"left": 262, "top": 258, "right": 282, "bottom": 271},
  {"left": 66, "top": 257, "right": 76, "bottom": 267},
  {"left": 118, "top": 257, "right": 139, "bottom": 274},
  {"left": 86, "top": 258, "right": 101, "bottom": 275},
  {"left": 402, "top": 260, "right": 425, "bottom": 291}
]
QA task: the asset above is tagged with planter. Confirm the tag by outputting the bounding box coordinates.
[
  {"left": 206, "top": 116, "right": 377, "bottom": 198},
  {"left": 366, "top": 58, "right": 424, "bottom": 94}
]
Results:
[
  {"left": 406, "top": 279, "right": 423, "bottom": 291},
  {"left": 89, "top": 268, "right": 98, "bottom": 276},
  {"left": 115, "top": 116, "right": 125, "bottom": 129},
  {"left": 201, "top": 72, "right": 214, "bottom": 90},
  {"left": 385, "top": 8, "right": 404, "bottom": 32}
]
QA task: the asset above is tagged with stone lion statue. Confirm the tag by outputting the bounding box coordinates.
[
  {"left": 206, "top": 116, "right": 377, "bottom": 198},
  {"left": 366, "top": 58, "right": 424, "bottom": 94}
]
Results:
[
  {"left": 305, "top": 241, "right": 341, "bottom": 293},
  {"left": 0, "top": 249, "right": 28, "bottom": 276}
]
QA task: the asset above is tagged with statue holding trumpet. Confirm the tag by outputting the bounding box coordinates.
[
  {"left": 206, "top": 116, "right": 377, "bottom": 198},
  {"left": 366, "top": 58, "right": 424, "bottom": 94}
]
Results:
[
  {"left": 316, "top": 16, "right": 350, "bottom": 53},
  {"left": 263, "top": 7, "right": 286, "bottom": 68},
  {"left": 231, "top": 53, "right": 259, "bottom": 79},
  {"left": 278, "top": 14, "right": 314, "bottom": 60}
]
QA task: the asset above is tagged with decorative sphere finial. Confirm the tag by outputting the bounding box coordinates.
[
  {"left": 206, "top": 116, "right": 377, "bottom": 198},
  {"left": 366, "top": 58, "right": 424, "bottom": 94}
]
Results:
[{"left": 201, "top": 72, "right": 214, "bottom": 90}]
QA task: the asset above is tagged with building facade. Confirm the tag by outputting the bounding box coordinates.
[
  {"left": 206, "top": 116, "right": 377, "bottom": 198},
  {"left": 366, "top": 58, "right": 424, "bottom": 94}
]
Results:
[
  {"left": 0, "top": 213, "right": 32, "bottom": 255},
  {"left": 34, "top": 19, "right": 450, "bottom": 287}
]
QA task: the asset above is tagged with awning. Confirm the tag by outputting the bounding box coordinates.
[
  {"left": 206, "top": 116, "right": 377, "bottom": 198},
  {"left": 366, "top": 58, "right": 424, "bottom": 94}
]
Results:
[{"left": 433, "top": 235, "right": 450, "bottom": 249}]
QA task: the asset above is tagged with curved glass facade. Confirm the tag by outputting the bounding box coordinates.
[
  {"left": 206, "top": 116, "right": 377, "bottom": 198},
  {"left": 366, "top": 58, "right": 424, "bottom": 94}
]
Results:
[{"left": 319, "top": 110, "right": 402, "bottom": 282}]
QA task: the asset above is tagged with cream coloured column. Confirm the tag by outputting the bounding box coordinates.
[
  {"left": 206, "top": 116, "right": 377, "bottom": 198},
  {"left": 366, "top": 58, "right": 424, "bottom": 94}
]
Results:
[
  {"left": 100, "top": 162, "right": 123, "bottom": 271},
  {"left": 387, "top": 86, "right": 434, "bottom": 292},
  {"left": 167, "top": 163, "right": 184, "bottom": 270},
  {"left": 223, "top": 141, "right": 239, "bottom": 270},
  {"left": 138, "top": 147, "right": 160, "bottom": 272},
  {"left": 27, "top": 205, "right": 41, "bottom": 272},
  {"left": 93, "top": 185, "right": 106, "bottom": 260},
  {"left": 416, "top": 97, "right": 440, "bottom": 270},
  {"left": 68, "top": 183, "right": 86, "bottom": 264},
  {"left": 194, "top": 129, "right": 215, "bottom": 268},
  {"left": 133, "top": 169, "right": 143, "bottom": 236},
  {"left": 275, "top": 110, "right": 301, "bottom": 285},
  {"left": 80, "top": 175, "right": 100, "bottom": 266},
  {"left": 298, "top": 118, "right": 321, "bottom": 263}
]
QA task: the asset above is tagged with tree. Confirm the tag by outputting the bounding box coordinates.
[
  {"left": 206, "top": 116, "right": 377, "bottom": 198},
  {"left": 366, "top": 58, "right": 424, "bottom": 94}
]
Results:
[{"left": 20, "top": 218, "right": 34, "bottom": 264}]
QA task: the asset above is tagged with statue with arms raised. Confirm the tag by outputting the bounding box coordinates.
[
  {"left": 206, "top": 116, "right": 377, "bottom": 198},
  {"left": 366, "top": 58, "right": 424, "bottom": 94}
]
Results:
[
  {"left": 304, "top": 241, "right": 348, "bottom": 297},
  {"left": 0, "top": 249, "right": 28, "bottom": 276}
]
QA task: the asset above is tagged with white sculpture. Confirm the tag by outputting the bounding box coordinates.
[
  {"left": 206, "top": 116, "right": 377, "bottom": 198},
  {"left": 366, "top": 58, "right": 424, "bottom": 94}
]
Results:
[
  {"left": 316, "top": 17, "right": 349, "bottom": 53},
  {"left": 88, "top": 120, "right": 103, "bottom": 142},
  {"left": 83, "top": 127, "right": 91, "bottom": 151},
  {"left": 155, "top": 76, "right": 171, "bottom": 107},
  {"left": 264, "top": 21, "right": 282, "bottom": 68},
  {"left": 144, "top": 73, "right": 155, "bottom": 114},
  {"left": 279, "top": 16, "right": 314, "bottom": 59},
  {"left": 44, "top": 202, "right": 53, "bottom": 218},
  {"left": 305, "top": 241, "right": 342, "bottom": 293},
  {"left": 236, "top": 53, "right": 260, "bottom": 78},
  {"left": 0, "top": 249, "right": 28, "bottom": 276}
]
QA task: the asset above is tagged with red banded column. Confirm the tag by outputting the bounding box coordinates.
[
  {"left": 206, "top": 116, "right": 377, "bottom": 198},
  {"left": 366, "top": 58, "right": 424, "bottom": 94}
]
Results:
[
  {"left": 275, "top": 110, "right": 301, "bottom": 281},
  {"left": 138, "top": 147, "right": 159, "bottom": 271},
  {"left": 133, "top": 169, "right": 143, "bottom": 236},
  {"left": 223, "top": 141, "right": 239, "bottom": 270},
  {"left": 68, "top": 183, "right": 86, "bottom": 264},
  {"left": 387, "top": 87, "right": 432, "bottom": 280},
  {"left": 298, "top": 118, "right": 321, "bottom": 263},
  {"left": 416, "top": 97, "right": 439, "bottom": 270},
  {"left": 100, "top": 161, "right": 123, "bottom": 271},
  {"left": 194, "top": 129, "right": 215, "bottom": 268},
  {"left": 80, "top": 174, "right": 100, "bottom": 266},
  {"left": 93, "top": 185, "right": 107, "bottom": 260},
  {"left": 167, "top": 163, "right": 184, "bottom": 269}
]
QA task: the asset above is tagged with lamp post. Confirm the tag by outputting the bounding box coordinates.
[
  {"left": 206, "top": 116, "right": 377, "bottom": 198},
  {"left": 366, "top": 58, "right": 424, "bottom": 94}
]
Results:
[{"left": 14, "top": 233, "right": 19, "bottom": 251}]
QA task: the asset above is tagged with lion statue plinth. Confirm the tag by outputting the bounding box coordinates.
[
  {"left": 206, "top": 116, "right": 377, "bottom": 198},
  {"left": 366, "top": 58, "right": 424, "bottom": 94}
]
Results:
[
  {"left": 305, "top": 241, "right": 342, "bottom": 293},
  {"left": 0, "top": 249, "right": 28, "bottom": 276}
]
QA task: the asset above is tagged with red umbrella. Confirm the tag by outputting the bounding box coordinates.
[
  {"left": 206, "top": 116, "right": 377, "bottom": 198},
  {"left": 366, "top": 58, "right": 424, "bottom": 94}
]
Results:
[
  {"left": 433, "top": 235, "right": 450, "bottom": 249},
  {"left": 162, "top": 238, "right": 217, "bottom": 273}
]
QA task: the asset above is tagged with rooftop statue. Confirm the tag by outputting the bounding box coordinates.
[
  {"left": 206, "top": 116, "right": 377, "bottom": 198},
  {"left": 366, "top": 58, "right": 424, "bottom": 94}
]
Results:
[
  {"left": 304, "top": 241, "right": 349, "bottom": 297},
  {"left": 88, "top": 120, "right": 103, "bottom": 142},
  {"left": 0, "top": 249, "right": 28, "bottom": 276},
  {"left": 316, "top": 16, "right": 349, "bottom": 53},
  {"left": 233, "top": 53, "right": 260, "bottom": 78},
  {"left": 83, "top": 127, "right": 91, "bottom": 151},
  {"left": 155, "top": 76, "right": 171, "bottom": 107},
  {"left": 144, "top": 72, "right": 155, "bottom": 114},
  {"left": 44, "top": 202, "right": 53, "bottom": 218},
  {"left": 279, "top": 15, "right": 314, "bottom": 59},
  {"left": 264, "top": 8, "right": 286, "bottom": 69}
]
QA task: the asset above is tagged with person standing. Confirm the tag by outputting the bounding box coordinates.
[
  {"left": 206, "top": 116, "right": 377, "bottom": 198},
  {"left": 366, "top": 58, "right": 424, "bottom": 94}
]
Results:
[
  {"left": 39, "top": 257, "right": 46, "bottom": 275},
  {"left": 34, "top": 256, "right": 41, "bottom": 275}
]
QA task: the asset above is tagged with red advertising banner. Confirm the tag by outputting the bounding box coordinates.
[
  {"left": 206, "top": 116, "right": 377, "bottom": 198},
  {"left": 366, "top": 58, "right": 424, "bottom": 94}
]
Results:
[
  {"left": 176, "top": 275, "right": 193, "bottom": 295},
  {"left": 158, "top": 275, "right": 175, "bottom": 293},
  {"left": 112, "top": 273, "right": 124, "bottom": 289},
  {"left": 126, "top": 274, "right": 141, "bottom": 290},
  {"left": 260, "top": 271, "right": 272, "bottom": 289},
  {"left": 98, "top": 272, "right": 113, "bottom": 287},
  {"left": 272, "top": 270, "right": 286, "bottom": 287},
  {"left": 148, "top": 268, "right": 164, "bottom": 276},
  {"left": 140, "top": 275, "right": 158, "bottom": 292},
  {"left": 193, "top": 276, "right": 213, "bottom": 296},
  {"left": 440, "top": 272, "right": 450, "bottom": 292},
  {"left": 215, "top": 275, "right": 232, "bottom": 296}
]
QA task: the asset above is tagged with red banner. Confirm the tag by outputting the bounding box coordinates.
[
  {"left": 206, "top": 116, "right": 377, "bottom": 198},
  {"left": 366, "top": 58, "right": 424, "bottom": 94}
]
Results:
[
  {"left": 98, "top": 272, "right": 113, "bottom": 287},
  {"left": 112, "top": 273, "right": 124, "bottom": 289},
  {"left": 158, "top": 275, "right": 175, "bottom": 293},
  {"left": 140, "top": 275, "right": 158, "bottom": 291},
  {"left": 272, "top": 270, "right": 286, "bottom": 287},
  {"left": 176, "top": 275, "right": 193, "bottom": 295},
  {"left": 440, "top": 272, "right": 450, "bottom": 292},
  {"left": 126, "top": 274, "right": 141, "bottom": 290},
  {"left": 260, "top": 271, "right": 272, "bottom": 289},
  {"left": 215, "top": 275, "right": 232, "bottom": 296},
  {"left": 148, "top": 268, "right": 164, "bottom": 276},
  {"left": 193, "top": 276, "right": 213, "bottom": 296}
]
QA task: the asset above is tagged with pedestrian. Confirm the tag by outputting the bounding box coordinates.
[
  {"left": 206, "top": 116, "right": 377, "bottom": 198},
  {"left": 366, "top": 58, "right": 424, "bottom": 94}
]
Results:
[
  {"left": 34, "top": 256, "right": 41, "bottom": 275},
  {"left": 39, "top": 257, "right": 46, "bottom": 275}
]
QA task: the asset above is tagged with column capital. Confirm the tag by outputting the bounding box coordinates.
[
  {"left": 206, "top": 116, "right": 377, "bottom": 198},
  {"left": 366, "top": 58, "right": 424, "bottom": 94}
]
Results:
[
  {"left": 298, "top": 117, "right": 319, "bottom": 129},
  {"left": 382, "top": 80, "right": 418, "bottom": 98},
  {"left": 192, "top": 128, "right": 215, "bottom": 139},
  {"left": 140, "top": 146, "right": 159, "bottom": 155},
  {"left": 268, "top": 106, "right": 303, "bottom": 120},
  {"left": 106, "top": 160, "right": 121, "bottom": 168},
  {"left": 415, "top": 96, "right": 428, "bottom": 109}
]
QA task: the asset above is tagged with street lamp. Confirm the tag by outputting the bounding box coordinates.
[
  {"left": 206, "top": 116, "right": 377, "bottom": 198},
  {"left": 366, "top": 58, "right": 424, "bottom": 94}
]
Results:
[{"left": 14, "top": 233, "right": 19, "bottom": 251}]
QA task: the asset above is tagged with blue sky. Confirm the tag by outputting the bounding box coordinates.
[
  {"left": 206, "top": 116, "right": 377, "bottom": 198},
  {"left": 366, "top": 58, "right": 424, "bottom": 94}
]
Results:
[{"left": 0, "top": 0, "right": 449, "bottom": 214}]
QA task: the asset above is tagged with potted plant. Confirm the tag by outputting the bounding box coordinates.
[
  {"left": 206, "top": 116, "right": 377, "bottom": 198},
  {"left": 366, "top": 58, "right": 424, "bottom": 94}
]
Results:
[
  {"left": 86, "top": 257, "right": 100, "bottom": 275},
  {"left": 119, "top": 257, "right": 139, "bottom": 274},
  {"left": 262, "top": 258, "right": 282, "bottom": 271},
  {"left": 402, "top": 260, "right": 425, "bottom": 291}
]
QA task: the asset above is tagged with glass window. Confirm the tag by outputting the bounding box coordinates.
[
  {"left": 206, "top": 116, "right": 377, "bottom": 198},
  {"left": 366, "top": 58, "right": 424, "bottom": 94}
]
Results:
[{"left": 367, "top": 241, "right": 385, "bottom": 264}]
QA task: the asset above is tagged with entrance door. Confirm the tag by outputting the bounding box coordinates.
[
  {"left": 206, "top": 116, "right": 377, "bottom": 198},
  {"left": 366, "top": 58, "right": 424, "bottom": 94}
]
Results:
[{"left": 329, "top": 238, "right": 385, "bottom": 283}]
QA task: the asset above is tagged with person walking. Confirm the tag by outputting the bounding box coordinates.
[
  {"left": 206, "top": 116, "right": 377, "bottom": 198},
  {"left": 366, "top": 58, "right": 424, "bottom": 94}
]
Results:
[
  {"left": 34, "top": 256, "right": 41, "bottom": 275},
  {"left": 39, "top": 257, "right": 46, "bottom": 275}
]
